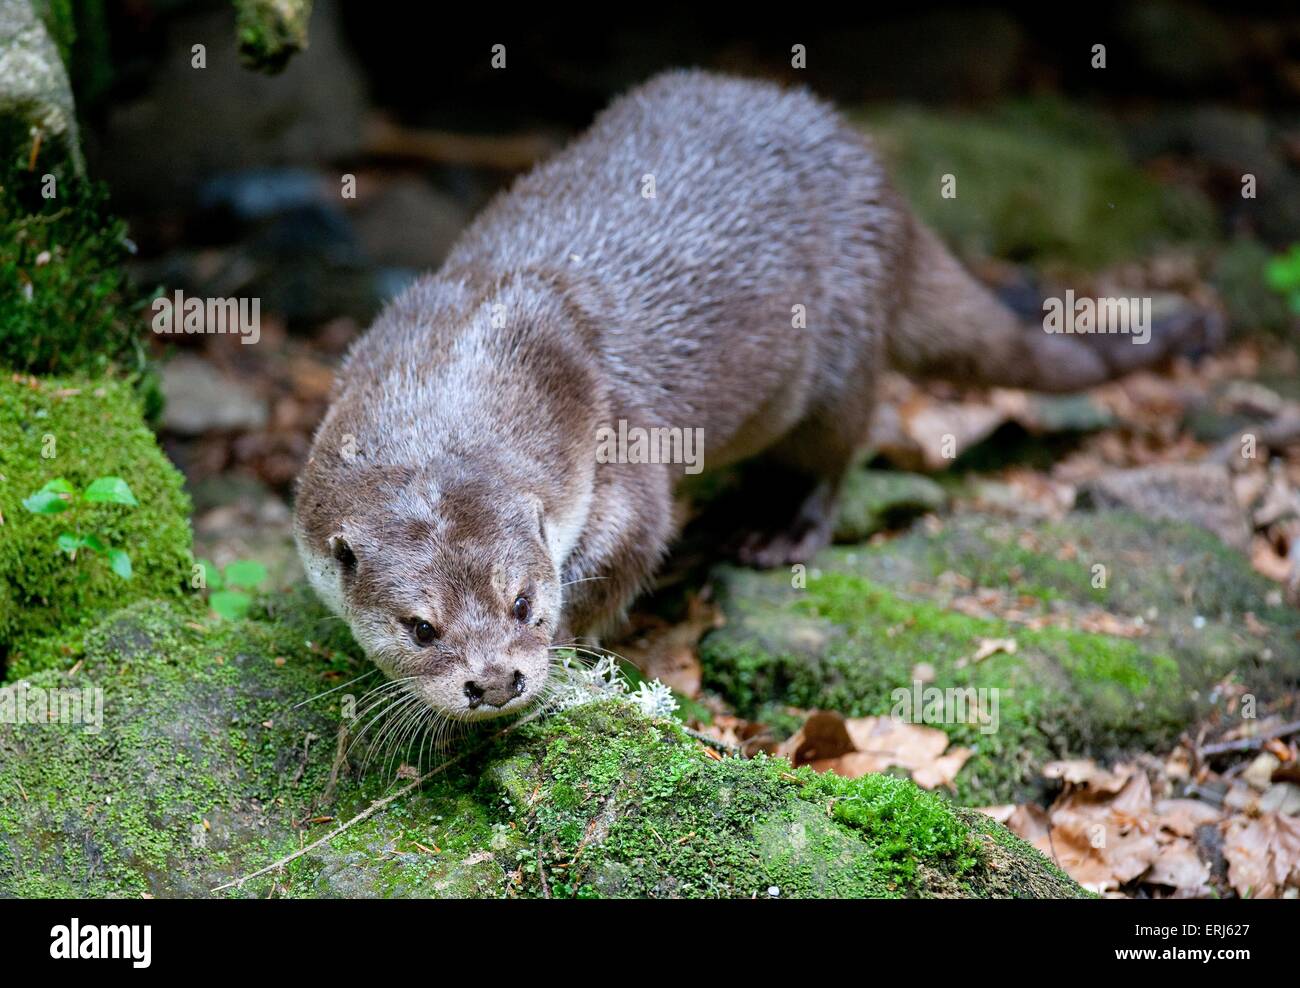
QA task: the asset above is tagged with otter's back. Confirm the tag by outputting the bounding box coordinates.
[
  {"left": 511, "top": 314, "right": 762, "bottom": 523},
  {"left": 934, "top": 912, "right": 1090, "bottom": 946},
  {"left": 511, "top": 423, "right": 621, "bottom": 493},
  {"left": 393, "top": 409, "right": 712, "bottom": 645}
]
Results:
[{"left": 442, "top": 70, "right": 902, "bottom": 462}]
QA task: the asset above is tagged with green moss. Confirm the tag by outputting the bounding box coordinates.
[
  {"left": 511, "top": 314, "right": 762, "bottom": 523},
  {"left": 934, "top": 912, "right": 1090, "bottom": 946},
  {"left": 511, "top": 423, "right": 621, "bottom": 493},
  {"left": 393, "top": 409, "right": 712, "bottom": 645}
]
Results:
[
  {"left": 0, "top": 597, "right": 1085, "bottom": 898},
  {"left": 0, "top": 120, "right": 151, "bottom": 387},
  {"left": 0, "top": 376, "right": 192, "bottom": 668},
  {"left": 833, "top": 469, "right": 948, "bottom": 542},
  {"left": 865, "top": 99, "right": 1217, "bottom": 268},
  {"left": 698, "top": 510, "right": 1284, "bottom": 805},
  {"left": 234, "top": 0, "right": 313, "bottom": 74}
]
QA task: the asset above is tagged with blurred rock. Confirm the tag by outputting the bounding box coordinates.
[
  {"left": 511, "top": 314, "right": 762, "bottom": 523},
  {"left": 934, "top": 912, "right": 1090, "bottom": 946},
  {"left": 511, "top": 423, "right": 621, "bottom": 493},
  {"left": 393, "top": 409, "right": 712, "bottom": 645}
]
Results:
[
  {"left": 197, "top": 167, "right": 328, "bottom": 225},
  {"left": 0, "top": 0, "right": 83, "bottom": 171},
  {"left": 92, "top": 0, "right": 365, "bottom": 210},
  {"left": 1128, "top": 108, "right": 1300, "bottom": 245},
  {"left": 833, "top": 470, "right": 947, "bottom": 542},
  {"left": 160, "top": 354, "right": 269, "bottom": 435},
  {"left": 1078, "top": 463, "right": 1252, "bottom": 551},
  {"left": 1118, "top": 2, "right": 1239, "bottom": 91}
]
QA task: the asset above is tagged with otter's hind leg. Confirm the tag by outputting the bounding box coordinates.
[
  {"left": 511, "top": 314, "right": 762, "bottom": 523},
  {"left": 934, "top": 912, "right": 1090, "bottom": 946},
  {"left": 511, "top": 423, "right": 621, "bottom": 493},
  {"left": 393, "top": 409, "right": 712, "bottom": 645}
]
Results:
[{"left": 733, "top": 402, "right": 872, "bottom": 568}]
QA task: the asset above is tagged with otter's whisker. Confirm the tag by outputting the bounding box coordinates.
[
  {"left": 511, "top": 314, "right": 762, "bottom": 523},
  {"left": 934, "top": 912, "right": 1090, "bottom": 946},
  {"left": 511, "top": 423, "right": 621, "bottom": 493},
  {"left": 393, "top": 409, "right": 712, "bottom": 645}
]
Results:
[
  {"left": 293, "top": 668, "right": 380, "bottom": 709},
  {"left": 362, "top": 691, "right": 423, "bottom": 774},
  {"left": 559, "top": 576, "right": 609, "bottom": 588}
]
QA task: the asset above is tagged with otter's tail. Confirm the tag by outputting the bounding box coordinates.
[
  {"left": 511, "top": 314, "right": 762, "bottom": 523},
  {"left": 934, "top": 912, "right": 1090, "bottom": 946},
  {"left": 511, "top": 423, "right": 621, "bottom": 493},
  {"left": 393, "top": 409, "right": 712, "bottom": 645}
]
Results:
[{"left": 888, "top": 220, "right": 1223, "bottom": 393}]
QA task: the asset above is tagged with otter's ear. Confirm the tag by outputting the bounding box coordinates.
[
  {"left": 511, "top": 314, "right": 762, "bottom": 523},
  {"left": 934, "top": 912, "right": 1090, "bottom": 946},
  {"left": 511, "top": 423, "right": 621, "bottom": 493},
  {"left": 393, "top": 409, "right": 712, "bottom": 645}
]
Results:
[{"left": 329, "top": 534, "right": 357, "bottom": 573}]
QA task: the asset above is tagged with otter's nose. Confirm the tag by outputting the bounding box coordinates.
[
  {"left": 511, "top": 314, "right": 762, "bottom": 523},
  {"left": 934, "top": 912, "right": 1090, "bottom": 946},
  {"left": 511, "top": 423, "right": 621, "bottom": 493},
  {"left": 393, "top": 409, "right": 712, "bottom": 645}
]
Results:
[{"left": 464, "top": 670, "right": 527, "bottom": 708}]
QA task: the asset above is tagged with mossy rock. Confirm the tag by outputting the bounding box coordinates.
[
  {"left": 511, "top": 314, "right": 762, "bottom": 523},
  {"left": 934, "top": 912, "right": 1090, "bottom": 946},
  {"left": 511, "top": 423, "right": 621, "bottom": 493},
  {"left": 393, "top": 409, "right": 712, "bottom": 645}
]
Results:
[
  {"left": 834, "top": 469, "right": 947, "bottom": 542},
  {"left": 865, "top": 100, "right": 1216, "bottom": 268},
  {"left": 0, "top": 123, "right": 153, "bottom": 387},
  {"left": 700, "top": 510, "right": 1299, "bottom": 805},
  {"left": 0, "top": 597, "right": 1085, "bottom": 898},
  {"left": 0, "top": 0, "right": 83, "bottom": 171},
  {"left": 0, "top": 375, "right": 192, "bottom": 666}
]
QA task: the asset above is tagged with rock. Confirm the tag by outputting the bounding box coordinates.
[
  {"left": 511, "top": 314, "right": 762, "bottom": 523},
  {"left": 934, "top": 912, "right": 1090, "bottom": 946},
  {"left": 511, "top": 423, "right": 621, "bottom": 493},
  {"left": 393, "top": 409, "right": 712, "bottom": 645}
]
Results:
[
  {"left": 160, "top": 355, "right": 270, "bottom": 435},
  {"left": 197, "top": 168, "right": 327, "bottom": 224},
  {"left": 868, "top": 102, "right": 1215, "bottom": 268},
  {"left": 699, "top": 510, "right": 1300, "bottom": 805},
  {"left": 0, "top": 598, "right": 1086, "bottom": 899},
  {"left": 1078, "top": 463, "right": 1252, "bottom": 552},
  {"left": 833, "top": 470, "right": 948, "bottom": 542},
  {"left": 1127, "top": 107, "right": 1300, "bottom": 246},
  {"left": 94, "top": 0, "right": 365, "bottom": 211},
  {"left": 0, "top": 376, "right": 192, "bottom": 662},
  {"left": 0, "top": 0, "right": 83, "bottom": 172}
]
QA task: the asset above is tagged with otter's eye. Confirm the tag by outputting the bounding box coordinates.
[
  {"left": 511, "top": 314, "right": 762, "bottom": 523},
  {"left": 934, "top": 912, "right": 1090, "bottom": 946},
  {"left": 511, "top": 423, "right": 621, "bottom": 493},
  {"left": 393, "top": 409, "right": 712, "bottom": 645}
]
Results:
[
  {"left": 412, "top": 620, "right": 438, "bottom": 646},
  {"left": 512, "top": 595, "right": 531, "bottom": 623}
]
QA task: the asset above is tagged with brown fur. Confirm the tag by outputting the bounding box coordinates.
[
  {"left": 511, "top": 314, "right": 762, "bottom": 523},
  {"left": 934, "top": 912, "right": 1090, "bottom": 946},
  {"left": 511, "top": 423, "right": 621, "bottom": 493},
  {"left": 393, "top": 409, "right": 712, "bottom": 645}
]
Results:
[{"left": 294, "top": 70, "right": 1215, "bottom": 718}]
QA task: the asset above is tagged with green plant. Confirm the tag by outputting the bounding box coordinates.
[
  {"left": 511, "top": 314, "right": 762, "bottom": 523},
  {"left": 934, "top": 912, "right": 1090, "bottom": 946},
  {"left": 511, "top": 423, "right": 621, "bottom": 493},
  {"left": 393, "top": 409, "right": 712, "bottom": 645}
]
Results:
[
  {"left": 21, "top": 475, "right": 138, "bottom": 580},
  {"left": 197, "top": 558, "right": 270, "bottom": 620},
  {"left": 1264, "top": 244, "right": 1300, "bottom": 315}
]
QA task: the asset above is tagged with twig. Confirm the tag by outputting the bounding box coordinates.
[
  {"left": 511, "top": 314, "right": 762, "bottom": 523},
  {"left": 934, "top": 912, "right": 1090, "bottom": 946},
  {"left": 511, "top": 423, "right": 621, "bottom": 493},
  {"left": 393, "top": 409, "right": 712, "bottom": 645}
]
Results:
[
  {"left": 537, "top": 847, "right": 551, "bottom": 899},
  {"left": 364, "top": 117, "right": 558, "bottom": 170},
  {"left": 321, "top": 721, "right": 350, "bottom": 805},
  {"left": 1201, "top": 719, "right": 1300, "bottom": 758},
  {"left": 211, "top": 712, "right": 538, "bottom": 893},
  {"left": 679, "top": 725, "right": 741, "bottom": 757}
]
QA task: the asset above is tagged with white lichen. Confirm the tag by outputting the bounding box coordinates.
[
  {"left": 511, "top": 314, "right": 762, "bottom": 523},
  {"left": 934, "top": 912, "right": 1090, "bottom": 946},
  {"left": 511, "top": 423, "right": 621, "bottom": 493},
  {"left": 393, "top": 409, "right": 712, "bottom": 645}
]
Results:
[{"left": 547, "top": 651, "right": 677, "bottom": 719}]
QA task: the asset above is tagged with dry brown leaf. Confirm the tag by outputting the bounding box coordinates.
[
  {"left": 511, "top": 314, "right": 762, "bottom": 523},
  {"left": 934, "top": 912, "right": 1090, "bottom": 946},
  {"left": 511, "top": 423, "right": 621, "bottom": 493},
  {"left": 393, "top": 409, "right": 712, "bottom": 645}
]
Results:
[
  {"left": 776, "top": 710, "right": 855, "bottom": 765},
  {"left": 784, "top": 712, "right": 970, "bottom": 790},
  {"left": 1251, "top": 534, "right": 1292, "bottom": 582},
  {"left": 1222, "top": 814, "right": 1300, "bottom": 898},
  {"left": 617, "top": 594, "right": 720, "bottom": 696},
  {"left": 1152, "top": 798, "right": 1222, "bottom": 839},
  {"left": 1146, "top": 839, "right": 1212, "bottom": 894}
]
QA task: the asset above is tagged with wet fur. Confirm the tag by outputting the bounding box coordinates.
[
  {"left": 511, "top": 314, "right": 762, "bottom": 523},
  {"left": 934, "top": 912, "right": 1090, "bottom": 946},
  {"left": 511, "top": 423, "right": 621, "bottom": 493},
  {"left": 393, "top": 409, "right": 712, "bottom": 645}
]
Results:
[{"left": 295, "top": 70, "right": 1213, "bottom": 717}]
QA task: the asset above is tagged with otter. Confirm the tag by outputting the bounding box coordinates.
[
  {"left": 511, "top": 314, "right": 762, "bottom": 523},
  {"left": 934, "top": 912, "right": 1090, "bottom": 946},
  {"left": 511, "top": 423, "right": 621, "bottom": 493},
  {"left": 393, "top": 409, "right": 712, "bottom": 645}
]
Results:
[{"left": 294, "top": 70, "right": 1214, "bottom": 721}]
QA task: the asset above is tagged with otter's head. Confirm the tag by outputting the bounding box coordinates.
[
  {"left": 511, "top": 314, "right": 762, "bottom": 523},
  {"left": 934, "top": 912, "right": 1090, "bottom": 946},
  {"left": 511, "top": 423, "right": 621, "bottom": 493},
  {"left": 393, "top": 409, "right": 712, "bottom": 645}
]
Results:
[{"left": 296, "top": 469, "right": 561, "bottom": 722}]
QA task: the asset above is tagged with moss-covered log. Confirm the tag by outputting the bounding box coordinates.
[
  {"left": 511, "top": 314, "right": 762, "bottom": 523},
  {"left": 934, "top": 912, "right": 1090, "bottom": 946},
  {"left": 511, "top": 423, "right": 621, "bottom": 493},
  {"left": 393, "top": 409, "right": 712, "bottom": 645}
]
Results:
[{"left": 0, "top": 598, "right": 1086, "bottom": 898}]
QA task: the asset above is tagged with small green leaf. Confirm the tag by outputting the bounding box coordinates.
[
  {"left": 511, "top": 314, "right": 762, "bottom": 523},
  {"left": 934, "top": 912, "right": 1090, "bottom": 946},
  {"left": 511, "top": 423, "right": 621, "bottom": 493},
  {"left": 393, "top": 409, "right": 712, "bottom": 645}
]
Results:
[
  {"left": 56, "top": 532, "right": 81, "bottom": 557},
  {"left": 223, "top": 559, "right": 269, "bottom": 590},
  {"left": 82, "top": 476, "right": 138, "bottom": 506},
  {"left": 81, "top": 534, "right": 106, "bottom": 553},
  {"left": 23, "top": 478, "right": 75, "bottom": 514},
  {"left": 23, "top": 491, "right": 70, "bottom": 514},
  {"left": 210, "top": 590, "right": 252, "bottom": 621},
  {"left": 107, "top": 548, "right": 133, "bottom": 580}
]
